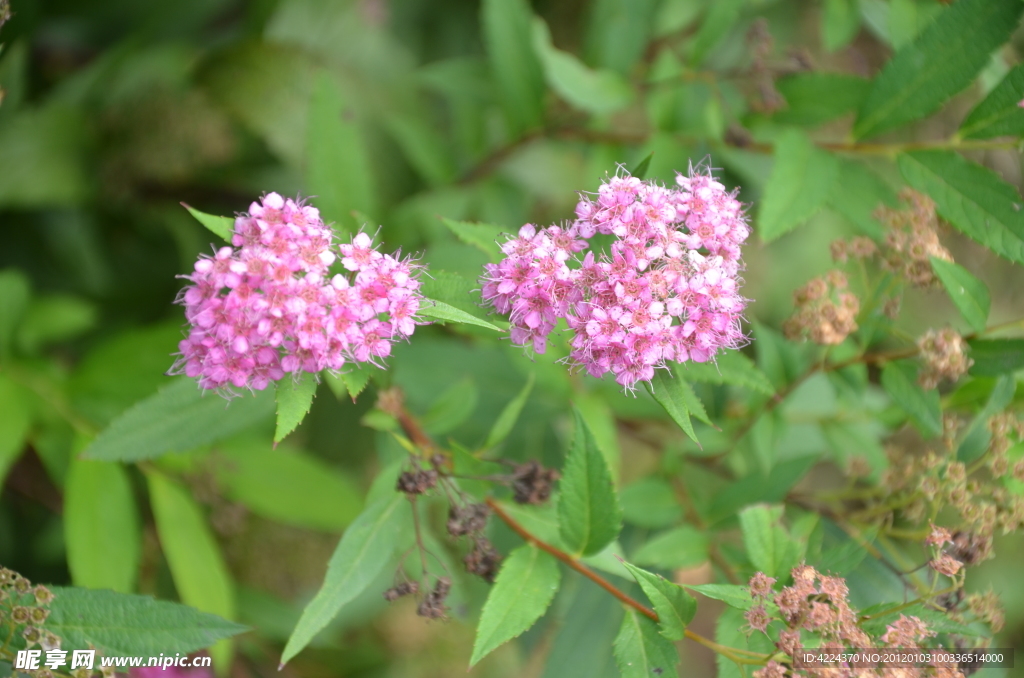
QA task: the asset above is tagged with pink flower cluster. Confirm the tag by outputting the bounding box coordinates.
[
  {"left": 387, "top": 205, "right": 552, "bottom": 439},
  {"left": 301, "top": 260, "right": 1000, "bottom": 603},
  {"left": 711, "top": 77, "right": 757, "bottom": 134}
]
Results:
[
  {"left": 171, "top": 193, "right": 424, "bottom": 393},
  {"left": 481, "top": 167, "right": 749, "bottom": 390}
]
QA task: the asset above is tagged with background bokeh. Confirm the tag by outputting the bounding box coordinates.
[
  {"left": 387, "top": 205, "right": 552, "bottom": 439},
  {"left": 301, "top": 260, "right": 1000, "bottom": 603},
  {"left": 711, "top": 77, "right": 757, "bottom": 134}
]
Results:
[{"left": 2, "top": 0, "right": 1023, "bottom": 676}]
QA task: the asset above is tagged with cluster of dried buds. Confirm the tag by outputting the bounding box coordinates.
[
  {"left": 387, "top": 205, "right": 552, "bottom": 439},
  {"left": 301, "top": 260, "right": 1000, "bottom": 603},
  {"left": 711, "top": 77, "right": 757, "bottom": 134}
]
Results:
[
  {"left": 386, "top": 453, "right": 560, "bottom": 620},
  {"left": 783, "top": 270, "right": 860, "bottom": 345},
  {"left": 917, "top": 328, "right": 973, "bottom": 390}
]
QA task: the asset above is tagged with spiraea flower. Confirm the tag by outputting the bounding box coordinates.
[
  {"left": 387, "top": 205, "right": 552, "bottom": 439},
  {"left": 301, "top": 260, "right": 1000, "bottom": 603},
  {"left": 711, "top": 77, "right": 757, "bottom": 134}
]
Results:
[
  {"left": 481, "top": 166, "right": 750, "bottom": 391},
  {"left": 170, "top": 193, "right": 425, "bottom": 394}
]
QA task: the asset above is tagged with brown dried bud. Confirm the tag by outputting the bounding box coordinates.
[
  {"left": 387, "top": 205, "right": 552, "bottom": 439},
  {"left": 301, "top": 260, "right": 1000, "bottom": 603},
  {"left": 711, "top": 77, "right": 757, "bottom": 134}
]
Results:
[
  {"left": 511, "top": 460, "right": 560, "bottom": 505},
  {"left": 416, "top": 577, "right": 452, "bottom": 619},
  {"left": 948, "top": 531, "right": 990, "bottom": 566},
  {"left": 744, "top": 604, "right": 770, "bottom": 633},
  {"left": 447, "top": 503, "right": 491, "bottom": 538},
  {"left": 747, "top": 572, "right": 776, "bottom": 599},
  {"left": 930, "top": 554, "right": 963, "bottom": 577},
  {"left": 11, "top": 606, "right": 30, "bottom": 624},
  {"left": 382, "top": 581, "right": 419, "bottom": 602},
  {"left": 918, "top": 328, "right": 972, "bottom": 389},
  {"left": 464, "top": 538, "right": 502, "bottom": 583},
  {"left": 32, "top": 585, "right": 54, "bottom": 606},
  {"left": 396, "top": 468, "right": 438, "bottom": 495}
]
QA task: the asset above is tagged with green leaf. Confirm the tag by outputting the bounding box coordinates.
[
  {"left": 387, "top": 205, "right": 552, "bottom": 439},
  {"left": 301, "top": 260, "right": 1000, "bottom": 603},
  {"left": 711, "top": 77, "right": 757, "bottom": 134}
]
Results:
[
  {"left": 613, "top": 608, "right": 679, "bottom": 678},
  {"left": 631, "top": 525, "right": 709, "bottom": 571},
  {"left": 853, "top": 0, "right": 1024, "bottom": 139},
  {"left": 45, "top": 587, "right": 247, "bottom": 657},
  {"left": 64, "top": 459, "right": 140, "bottom": 593},
  {"left": 956, "top": 375, "right": 1015, "bottom": 462},
  {"left": 307, "top": 73, "right": 377, "bottom": 228},
  {"left": 739, "top": 504, "right": 800, "bottom": 579},
  {"left": 680, "top": 351, "right": 774, "bottom": 395},
  {"left": 419, "top": 298, "right": 503, "bottom": 331},
  {"left": 967, "top": 339, "right": 1024, "bottom": 376},
  {"left": 822, "top": 0, "right": 861, "bottom": 52},
  {"left": 82, "top": 378, "right": 276, "bottom": 462},
  {"left": 213, "top": 438, "right": 363, "bottom": 531},
  {"left": 531, "top": 18, "right": 634, "bottom": 115},
  {"left": 558, "top": 409, "right": 623, "bottom": 557},
  {"left": 485, "top": 373, "right": 535, "bottom": 449},
  {"left": 0, "top": 104, "right": 87, "bottom": 208},
  {"left": 281, "top": 493, "right": 409, "bottom": 665},
  {"left": 275, "top": 372, "right": 318, "bottom": 443},
  {"left": 442, "top": 218, "right": 507, "bottom": 263},
  {"left": 147, "top": 471, "right": 235, "bottom": 669},
  {"left": 482, "top": 0, "right": 546, "bottom": 134},
  {"left": 759, "top": 129, "right": 839, "bottom": 241},
  {"left": 647, "top": 369, "right": 699, "bottom": 447},
  {"left": 574, "top": 390, "right": 622, "bottom": 478},
  {"left": 960, "top": 63, "right": 1024, "bottom": 139},
  {"left": 629, "top": 152, "right": 654, "bottom": 180},
  {"left": 384, "top": 113, "right": 455, "bottom": 187},
  {"left": 774, "top": 73, "right": 870, "bottom": 127},
  {"left": 421, "top": 377, "right": 478, "bottom": 435},
  {"left": 826, "top": 159, "right": 898, "bottom": 239},
  {"left": 621, "top": 561, "right": 697, "bottom": 641},
  {"left": 621, "top": 478, "right": 682, "bottom": 529},
  {"left": 899, "top": 150, "right": 1024, "bottom": 266},
  {"left": 888, "top": 0, "right": 942, "bottom": 49},
  {"left": 0, "top": 268, "right": 30, "bottom": 359},
  {"left": 470, "top": 544, "right": 560, "bottom": 666},
  {"left": 881, "top": 360, "right": 942, "bottom": 437},
  {"left": 683, "top": 583, "right": 754, "bottom": 610},
  {"left": 0, "top": 372, "right": 31, "bottom": 487},
  {"left": 929, "top": 257, "right": 991, "bottom": 333},
  {"left": 584, "top": 0, "right": 660, "bottom": 75},
  {"left": 324, "top": 365, "right": 373, "bottom": 402},
  {"left": 688, "top": 0, "right": 745, "bottom": 66},
  {"left": 182, "top": 204, "right": 232, "bottom": 242},
  {"left": 16, "top": 295, "right": 97, "bottom": 353}
]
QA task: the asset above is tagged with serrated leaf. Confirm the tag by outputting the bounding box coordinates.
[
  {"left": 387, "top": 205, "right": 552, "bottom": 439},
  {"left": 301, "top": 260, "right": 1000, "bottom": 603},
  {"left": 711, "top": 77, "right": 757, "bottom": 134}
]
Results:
[
  {"left": 45, "top": 588, "right": 247, "bottom": 657},
  {"left": 822, "top": 0, "right": 861, "bottom": 52},
  {"left": 485, "top": 373, "right": 535, "bottom": 449},
  {"left": 680, "top": 351, "right": 774, "bottom": 395},
  {"left": 826, "top": 159, "right": 897, "bottom": 239},
  {"left": 442, "top": 218, "right": 506, "bottom": 263},
  {"left": 647, "top": 369, "right": 699, "bottom": 447},
  {"left": 688, "top": 0, "right": 745, "bottom": 66},
  {"left": 929, "top": 257, "right": 991, "bottom": 333},
  {"left": 759, "top": 129, "right": 839, "bottom": 241},
  {"left": 854, "top": 0, "right": 1024, "bottom": 139},
  {"left": 558, "top": 410, "right": 623, "bottom": 557},
  {"left": 482, "top": 0, "right": 546, "bottom": 134},
  {"left": 419, "top": 298, "right": 503, "bottom": 331},
  {"left": 613, "top": 609, "right": 679, "bottom": 678},
  {"left": 881, "top": 360, "right": 942, "bottom": 437},
  {"left": 967, "top": 339, "right": 1024, "bottom": 376},
  {"left": 531, "top": 18, "right": 634, "bottom": 115},
  {"left": 64, "top": 459, "right": 140, "bottom": 593},
  {"left": 182, "top": 204, "right": 232, "bottom": 242},
  {"left": 147, "top": 471, "right": 235, "bottom": 669},
  {"left": 275, "top": 372, "right": 318, "bottom": 443},
  {"left": 739, "top": 504, "right": 800, "bottom": 579},
  {"left": 629, "top": 152, "right": 653, "bottom": 180},
  {"left": 324, "top": 365, "right": 372, "bottom": 402},
  {"left": 470, "top": 544, "right": 560, "bottom": 666},
  {"left": 774, "top": 73, "right": 870, "bottom": 127},
  {"left": 631, "top": 525, "right": 709, "bottom": 571},
  {"left": 683, "top": 583, "right": 754, "bottom": 610},
  {"left": 899, "top": 150, "right": 1024, "bottom": 266},
  {"left": 81, "top": 378, "right": 276, "bottom": 462},
  {"left": 307, "top": 73, "right": 376, "bottom": 229},
  {"left": 960, "top": 63, "right": 1024, "bottom": 139},
  {"left": 621, "top": 561, "right": 697, "bottom": 641},
  {"left": 0, "top": 372, "right": 31, "bottom": 487},
  {"left": 282, "top": 493, "right": 409, "bottom": 665},
  {"left": 214, "top": 438, "right": 362, "bottom": 531}
]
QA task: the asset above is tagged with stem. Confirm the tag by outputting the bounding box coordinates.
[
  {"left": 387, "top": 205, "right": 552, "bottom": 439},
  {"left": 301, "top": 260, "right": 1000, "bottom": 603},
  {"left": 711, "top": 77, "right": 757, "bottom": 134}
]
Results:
[{"left": 485, "top": 497, "right": 659, "bottom": 622}]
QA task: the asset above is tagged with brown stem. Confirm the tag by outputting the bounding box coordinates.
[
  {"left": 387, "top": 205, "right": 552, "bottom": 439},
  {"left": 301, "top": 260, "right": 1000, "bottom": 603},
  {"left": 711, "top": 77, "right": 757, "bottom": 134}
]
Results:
[{"left": 485, "top": 497, "right": 659, "bottom": 623}]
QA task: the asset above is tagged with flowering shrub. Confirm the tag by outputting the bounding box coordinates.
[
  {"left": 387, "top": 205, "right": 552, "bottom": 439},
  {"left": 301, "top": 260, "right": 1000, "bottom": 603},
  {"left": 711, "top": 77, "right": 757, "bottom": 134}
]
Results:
[
  {"left": 3, "top": 0, "right": 1024, "bottom": 677},
  {"left": 482, "top": 168, "right": 749, "bottom": 389}
]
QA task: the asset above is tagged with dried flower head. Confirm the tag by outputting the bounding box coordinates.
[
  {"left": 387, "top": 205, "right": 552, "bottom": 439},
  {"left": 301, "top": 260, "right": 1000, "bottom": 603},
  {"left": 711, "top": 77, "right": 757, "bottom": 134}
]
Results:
[
  {"left": 874, "top": 189, "right": 952, "bottom": 287},
  {"left": 917, "top": 328, "right": 972, "bottom": 389},
  {"left": 783, "top": 270, "right": 859, "bottom": 345},
  {"left": 170, "top": 194, "right": 427, "bottom": 394},
  {"left": 481, "top": 166, "right": 749, "bottom": 391}
]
